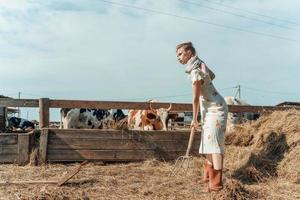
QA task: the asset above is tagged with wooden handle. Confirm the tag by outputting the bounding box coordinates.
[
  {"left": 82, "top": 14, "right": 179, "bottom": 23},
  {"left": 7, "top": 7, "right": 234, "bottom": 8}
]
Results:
[
  {"left": 185, "top": 126, "right": 196, "bottom": 157},
  {"left": 57, "top": 160, "right": 89, "bottom": 186}
]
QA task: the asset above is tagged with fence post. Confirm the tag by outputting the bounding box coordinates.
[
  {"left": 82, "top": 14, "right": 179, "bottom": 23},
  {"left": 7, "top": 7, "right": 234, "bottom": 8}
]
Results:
[
  {"left": 39, "top": 98, "right": 50, "bottom": 128},
  {"left": 18, "top": 133, "right": 30, "bottom": 166},
  {"left": 39, "top": 129, "right": 49, "bottom": 164}
]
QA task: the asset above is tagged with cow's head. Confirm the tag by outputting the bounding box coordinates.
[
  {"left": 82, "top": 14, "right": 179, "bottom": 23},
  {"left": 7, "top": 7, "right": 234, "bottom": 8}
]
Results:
[{"left": 149, "top": 102, "right": 172, "bottom": 130}]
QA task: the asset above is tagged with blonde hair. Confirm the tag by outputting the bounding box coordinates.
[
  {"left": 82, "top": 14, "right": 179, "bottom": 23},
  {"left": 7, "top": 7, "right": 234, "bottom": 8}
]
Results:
[{"left": 176, "top": 42, "right": 196, "bottom": 55}]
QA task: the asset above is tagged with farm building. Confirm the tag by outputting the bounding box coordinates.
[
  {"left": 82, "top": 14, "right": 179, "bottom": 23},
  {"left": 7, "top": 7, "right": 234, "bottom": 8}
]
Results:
[
  {"left": 276, "top": 101, "right": 300, "bottom": 107},
  {"left": 0, "top": 95, "right": 19, "bottom": 132}
]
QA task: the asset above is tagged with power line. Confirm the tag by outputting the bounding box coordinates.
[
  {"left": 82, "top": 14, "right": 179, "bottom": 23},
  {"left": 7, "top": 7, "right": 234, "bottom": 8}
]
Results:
[
  {"left": 179, "top": 0, "right": 300, "bottom": 31},
  {"left": 243, "top": 86, "right": 300, "bottom": 96},
  {"left": 112, "top": 86, "right": 237, "bottom": 101},
  {"left": 200, "top": 0, "right": 300, "bottom": 26},
  {"left": 98, "top": 0, "right": 300, "bottom": 43}
]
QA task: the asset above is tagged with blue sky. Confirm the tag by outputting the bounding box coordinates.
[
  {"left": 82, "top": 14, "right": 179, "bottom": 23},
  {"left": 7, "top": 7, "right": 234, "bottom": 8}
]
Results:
[{"left": 1, "top": 0, "right": 300, "bottom": 121}]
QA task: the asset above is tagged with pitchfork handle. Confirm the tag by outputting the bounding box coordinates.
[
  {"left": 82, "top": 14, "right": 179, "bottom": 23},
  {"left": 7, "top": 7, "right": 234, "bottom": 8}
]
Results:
[{"left": 185, "top": 126, "right": 196, "bottom": 157}]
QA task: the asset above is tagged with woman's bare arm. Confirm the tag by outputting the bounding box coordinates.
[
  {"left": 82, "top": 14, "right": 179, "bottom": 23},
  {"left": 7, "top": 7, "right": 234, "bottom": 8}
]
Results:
[{"left": 192, "top": 80, "right": 202, "bottom": 127}]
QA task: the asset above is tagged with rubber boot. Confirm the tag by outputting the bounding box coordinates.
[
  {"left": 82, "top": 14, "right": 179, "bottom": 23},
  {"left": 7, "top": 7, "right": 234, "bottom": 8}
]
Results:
[{"left": 208, "top": 168, "right": 223, "bottom": 192}]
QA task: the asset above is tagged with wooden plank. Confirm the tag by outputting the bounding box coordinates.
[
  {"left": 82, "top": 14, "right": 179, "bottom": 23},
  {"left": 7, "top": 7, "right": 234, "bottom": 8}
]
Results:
[
  {"left": 18, "top": 134, "right": 30, "bottom": 165},
  {"left": 57, "top": 161, "right": 89, "bottom": 186},
  {"left": 39, "top": 98, "right": 50, "bottom": 128},
  {"left": 0, "top": 180, "right": 57, "bottom": 185},
  {"left": 1, "top": 98, "right": 300, "bottom": 113},
  {"left": 48, "top": 129, "right": 200, "bottom": 140},
  {"left": 0, "top": 179, "right": 93, "bottom": 185},
  {"left": 48, "top": 138, "right": 200, "bottom": 151},
  {"left": 0, "top": 134, "right": 18, "bottom": 145},
  {"left": 228, "top": 104, "right": 300, "bottom": 113},
  {"left": 29, "top": 130, "right": 40, "bottom": 147},
  {"left": 39, "top": 129, "right": 49, "bottom": 163},
  {"left": 50, "top": 100, "right": 191, "bottom": 111},
  {"left": 0, "top": 98, "right": 39, "bottom": 107},
  {"left": 0, "top": 179, "right": 92, "bottom": 185},
  {"left": 0, "top": 144, "right": 18, "bottom": 154},
  {"left": 50, "top": 99, "right": 300, "bottom": 112},
  {"left": 0, "top": 154, "right": 17, "bottom": 163},
  {"left": 46, "top": 149, "right": 199, "bottom": 161}
]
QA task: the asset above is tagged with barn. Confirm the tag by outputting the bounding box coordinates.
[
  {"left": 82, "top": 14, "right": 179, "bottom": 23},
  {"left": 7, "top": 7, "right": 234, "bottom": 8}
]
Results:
[{"left": 0, "top": 95, "right": 19, "bottom": 132}]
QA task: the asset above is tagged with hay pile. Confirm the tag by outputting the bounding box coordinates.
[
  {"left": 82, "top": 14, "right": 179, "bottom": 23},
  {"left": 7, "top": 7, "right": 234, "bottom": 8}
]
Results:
[{"left": 226, "top": 109, "right": 300, "bottom": 183}]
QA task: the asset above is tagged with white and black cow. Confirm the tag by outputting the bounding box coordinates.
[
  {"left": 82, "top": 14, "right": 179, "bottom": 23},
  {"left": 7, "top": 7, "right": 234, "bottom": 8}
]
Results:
[
  {"left": 60, "top": 108, "right": 126, "bottom": 129},
  {"left": 7, "top": 116, "right": 35, "bottom": 131}
]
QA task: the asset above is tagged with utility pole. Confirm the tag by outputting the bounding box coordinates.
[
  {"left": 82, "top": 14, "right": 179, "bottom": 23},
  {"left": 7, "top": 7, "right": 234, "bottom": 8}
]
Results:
[
  {"left": 18, "top": 92, "right": 21, "bottom": 117},
  {"left": 234, "top": 85, "right": 241, "bottom": 100}
]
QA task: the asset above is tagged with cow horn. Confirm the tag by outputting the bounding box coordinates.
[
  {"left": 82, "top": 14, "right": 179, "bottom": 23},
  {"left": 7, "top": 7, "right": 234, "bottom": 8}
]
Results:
[
  {"left": 167, "top": 103, "right": 172, "bottom": 111},
  {"left": 149, "top": 102, "right": 157, "bottom": 112}
]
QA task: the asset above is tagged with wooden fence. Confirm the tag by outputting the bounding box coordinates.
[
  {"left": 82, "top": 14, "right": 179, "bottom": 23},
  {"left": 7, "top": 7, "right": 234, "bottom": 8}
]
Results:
[
  {"left": 1, "top": 98, "right": 299, "bottom": 128},
  {"left": 39, "top": 129, "right": 201, "bottom": 162},
  {"left": 0, "top": 131, "right": 35, "bottom": 165},
  {"left": 0, "top": 98, "right": 299, "bottom": 164}
]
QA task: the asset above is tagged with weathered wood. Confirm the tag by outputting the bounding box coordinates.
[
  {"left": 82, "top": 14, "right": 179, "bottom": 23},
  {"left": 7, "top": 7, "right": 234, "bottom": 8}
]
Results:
[
  {"left": 0, "top": 154, "right": 17, "bottom": 163},
  {"left": 48, "top": 129, "right": 199, "bottom": 140},
  {"left": 0, "top": 134, "right": 18, "bottom": 163},
  {"left": 0, "top": 180, "right": 57, "bottom": 185},
  {"left": 227, "top": 104, "right": 299, "bottom": 113},
  {"left": 0, "top": 98, "right": 39, "bottom": 107},
  {"left": 47, "top": 149, "right": 198, "bottom": 161},
  {"left": 57, "top": 160, "right": 88, "bottom": 186},
  {"left": 39, "top": 98, "right": 50, "bottom": 128},
  {"left": 39, "top": 129, "right": 49, "bottom": 163},
  {"left": 49, "top": 99, "right": 300, "bottom": 112},
  {"left": 0, "top": 144, "right": 18, "bottom": 154},
  {"left": 50, "top": 99, "right": 191, "bottom": 111},
  {"left": 0, "top": 134, "right": 18, "bottom": 145},
  {"left": 1, "top": 98, "right": 300, "bottom": 113},
  {"left": 43, "top": 128, "right": 201, "bottom": 162},
  {"left": 0, "top": 179, "right": 92, "bottom": 185},
  {"left": 48, "top": 138, "right": 200, "bottom": 151},
  {"left": 18, "top": 134, "right": 30, "bottom": 165}
]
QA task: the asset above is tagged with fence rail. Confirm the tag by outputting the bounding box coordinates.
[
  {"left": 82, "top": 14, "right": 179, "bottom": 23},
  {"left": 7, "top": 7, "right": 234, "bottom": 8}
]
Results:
[{"left": 1, "top": 97, "right": 299, "bottom": 128}]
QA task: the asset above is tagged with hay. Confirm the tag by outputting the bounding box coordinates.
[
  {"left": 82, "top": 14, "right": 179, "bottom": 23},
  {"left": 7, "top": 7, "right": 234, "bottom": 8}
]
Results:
[
  {"left": 225, "top": 123, "right": 254, "bottom": 146},
  {"left": 215, "top": 179, "right": 259, "bottom": 200},
  {"left": 227, "top": 110, "right": 300, "bottom": 183},
  {"left": 277, "top": 145, "right": 300, "bottom": 183},
  {"left": 114, "top": 117, "right": 128, "bottom": 130},
  {"left": 29, "top": 148, "right": 39, "bottom": 166},
  {"left": 142, "top": 158, "right": 161, "bottom": 167},
  {"left": 1, "top": 110, "right": 300, "bottom": 199}
]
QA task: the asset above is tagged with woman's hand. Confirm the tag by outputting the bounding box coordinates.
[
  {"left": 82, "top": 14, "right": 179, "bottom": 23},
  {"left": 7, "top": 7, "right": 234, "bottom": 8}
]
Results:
[{"left": 191, "top": 119, "right": 199, "bottom": 128}]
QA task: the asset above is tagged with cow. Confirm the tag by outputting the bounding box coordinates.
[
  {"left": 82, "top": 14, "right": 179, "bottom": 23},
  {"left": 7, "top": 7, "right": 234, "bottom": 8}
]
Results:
[
  {"left": 127, "top": 100, "right": 174, "bottom": 131},
  {"left": 7, "top": 116, "right": 35, "bottom": 131},
  {"left": 224, "top": 96, "right": 260, "bottom": 133},
  {"left": 60, "top": 108, "right": 126, "bottom": 129}
]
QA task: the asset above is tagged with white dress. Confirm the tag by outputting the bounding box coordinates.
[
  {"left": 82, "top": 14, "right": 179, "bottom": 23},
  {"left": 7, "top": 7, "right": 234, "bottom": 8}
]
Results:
[{"left": 186, "top": 56, "right": 228, "bottom": 154}]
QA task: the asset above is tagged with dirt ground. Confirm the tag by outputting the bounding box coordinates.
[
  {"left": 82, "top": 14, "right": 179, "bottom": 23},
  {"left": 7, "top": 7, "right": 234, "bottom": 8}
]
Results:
[{"left": 0, "top": 110, "right": 299, "bottom": 200}]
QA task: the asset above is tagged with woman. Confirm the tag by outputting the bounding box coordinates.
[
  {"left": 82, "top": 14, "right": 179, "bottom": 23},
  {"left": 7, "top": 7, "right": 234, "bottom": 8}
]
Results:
[{"left": 176, "top": 42, "right": 228, "bottom": 192}]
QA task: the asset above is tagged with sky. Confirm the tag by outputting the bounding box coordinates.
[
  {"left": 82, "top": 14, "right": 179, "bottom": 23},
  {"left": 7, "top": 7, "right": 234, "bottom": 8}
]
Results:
[{"left": 0, "top": 0, "right": 300, "bottom": 121}]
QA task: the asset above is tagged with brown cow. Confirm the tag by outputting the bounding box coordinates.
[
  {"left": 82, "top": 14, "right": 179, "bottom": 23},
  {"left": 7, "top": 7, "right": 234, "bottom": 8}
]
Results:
[{"left": 128, "top": 101, "right": 172, "bottom": 131}]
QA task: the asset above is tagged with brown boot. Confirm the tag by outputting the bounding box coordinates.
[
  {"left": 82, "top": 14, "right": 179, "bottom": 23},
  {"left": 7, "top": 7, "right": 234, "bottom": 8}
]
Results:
[
  {"left": 200, "top": 163, "right": 212, "bottom": 183},
  {"left": 208, "top": 168, "right": 223, "bottom": 192}
]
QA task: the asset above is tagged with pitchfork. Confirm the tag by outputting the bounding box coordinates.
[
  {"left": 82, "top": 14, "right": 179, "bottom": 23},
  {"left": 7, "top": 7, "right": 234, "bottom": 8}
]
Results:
[{"left": 170, "top": 125, "right": 197, "bottom": 176}]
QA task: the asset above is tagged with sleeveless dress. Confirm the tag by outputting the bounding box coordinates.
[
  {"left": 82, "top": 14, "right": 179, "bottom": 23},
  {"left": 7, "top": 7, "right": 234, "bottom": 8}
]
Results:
[{"left": 186, "top": 56, "right": 228, "bottom": 154}]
